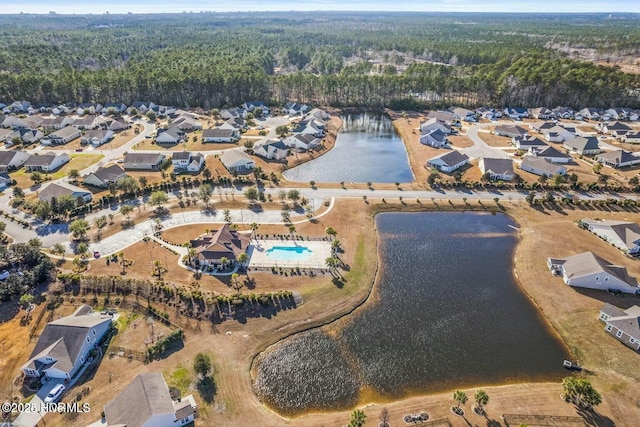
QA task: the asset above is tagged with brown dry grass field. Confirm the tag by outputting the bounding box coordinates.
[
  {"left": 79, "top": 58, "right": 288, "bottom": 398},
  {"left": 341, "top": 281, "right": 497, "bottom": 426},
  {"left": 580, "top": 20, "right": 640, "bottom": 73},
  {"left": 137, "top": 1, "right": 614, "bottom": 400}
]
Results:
[
  {"left": 478, "top": 130, "right": 514, "bottom": 147},
  {"left": 3, "top": 199, "right": 639, "bottom": 426},
  {"left": 45, "top": 130, "right": 136, "bottom": 152},
  {"left": 133, "top": 133, "right": 240, "bottom": 152}
]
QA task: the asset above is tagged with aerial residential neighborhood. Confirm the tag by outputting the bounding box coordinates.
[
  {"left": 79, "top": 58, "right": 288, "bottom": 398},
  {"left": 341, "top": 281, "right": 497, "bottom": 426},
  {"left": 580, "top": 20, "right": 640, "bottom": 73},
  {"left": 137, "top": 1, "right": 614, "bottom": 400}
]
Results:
[{"left": 1, "top": 7, "right": 640, "bottom": 427}]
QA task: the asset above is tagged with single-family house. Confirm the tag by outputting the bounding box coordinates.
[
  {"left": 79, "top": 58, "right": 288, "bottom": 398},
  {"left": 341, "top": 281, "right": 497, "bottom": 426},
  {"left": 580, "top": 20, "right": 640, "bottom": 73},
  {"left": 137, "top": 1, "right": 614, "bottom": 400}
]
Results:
[
  {"left": 39, "top": 182, "right": 92, "bottom": 203},
  {"left": 520, "top": 156, "right": 567, "bottom": 177},
  {"left": 10, "top": 128, "right": 44, "bottom": 145},
  {"left": 171, "top": 151, "right": 205, "bottom": 172},
  {"left": 452, "top": 107, "right": 476, "bottom": 122},
  {"left": 220, "top": 116, "right": 247, "bottom": 131},
  {"left": 242, "top": 101, "right": 270, "bottom": 115},
  {"left": 0, "top": 128, "right": 12, "bottom": 143},
  {"left": 70, "top": 115, "right": 102, "bottom": 130},
  {"left": 220, "top": 149, "right": 255, "bottom": 173},
  {"left": 81, "top": 129, "right": 114, "bottom": 147},
  {"left": 307, "top": 108, "right": 330, "bottom": 123},
  {"left": 21, "top": 305, "right": 112, "bottom": 380},
  {"left": 190, "top": 224, "right": 250, "bottom": 267},
  {"left": 102, "top": 118, "right": 129, "bottom": 132},
  {"left": 103, "top": 103, "right": 128, "bottom": 114},
  {"left": 24, "top": 152, "right": 70, "bottom": 172},
  {"left": 552, "top": 106, "right": 575, "bottom": 119},
  {"left": 202, "top": 128, "right": 239, "bottom": 143},
  {"left": 622, "top": 132, "right": 640, "bottom": 144},
  {"left": 479, "top": 158, "right": 514, "bottom": 181},
  {"left": 494, "top": 125, "right": 528, "bottom": 138},
  {"left": 155, "top": 127, "right": 185, "bottom": 144},
  {"left": 103, "top": 372, "right": 197, "bottom": 427},
  {"left": 528, "top": 145, "right": 572, "bottom": 163},
  {"left": 123, "top": 153, "right": 166, "bottom": 171},
  {"left": 220, "top": 107, "right": 247, "bottom": 120},
  {"left": 426, "top": 151, "right": 470, "bottom": 173},
  {"left": 529, "top": 121, "right": 557, "bottom": 132},
  {"left": 599, "top": 304, "right": 640, "bottom": 351},
  {"left": 476, "top": 107, "right": 499, "bottom": 120},
  {"left": 426, "top": 111, "right": 456, "bottom": 124},
  {"left": 604, "top": 108, "right": 631, "bottom": 121},
  {"left": 292, "top": 119, "right": 324, "bottom": 137},
  {"left": 420, "top": 129, "right": 448, "bottom": 147},
  {"left": 40, "top": 116, "right": 68, "bottom": 131},
  {"left": 283, "top": 134, "right": 322, "bottom": 151},
  {"left": 420, "top": 118, "right": 452, "bottom": 135},
  {"left": 170, "top": 115, "right": 203, "bottom": 132},
  {"left": 83, "top": 165, "right": 127, "bottom": 188},
  {"left": 42, "top": 127, "right": 81, "bottom": 145},
  {"left": 129, "top": 101, "right": 157, "bottom": 115},
  {"left": 529, "top": 107, "right": 556, "bottom": 120},
  {"left": 253, "top": 139, "right": 289, "bottom": 161},
  {"left": 0, "top": 173, "right": 11, "bottom": 191},
  {"left": 581, "top": 219, "right": 640, "bottom": 255},
  {"left": 0, "top": 150, "right": 30, "bottom": 172},
  {"left": 578, "top": 108, "right": 601, "bottom": 121},
  {"left": 548, "top": 252, "right": 639, "bottom": 293},
  {"left": 76, "top": 103, "right": 103, "bottom": 116},
  {"left": 1, "top": 115, "right": 30, "bottom": 129},
  {"left": 543, "top": 125, "right": 575, "bottom": 143},
  {"left": 284, "top": 102, "right": 310, "bottom": 116},
  {"left": 503, "top": 107, "right": 529, "bottom": 120},
  {"left": 10, "top": 100, "right": 31, "bottom": 113},
  {"left": 512, "top": 135, "right": 547, "bottom": 150},
  {"left": 595, "top": 150, "right": 640, "bottom": 168},
  {"left": 597, "top": 121, "right": 632, "bottom": 139},
  {"left": 563, "top": 136, "right": 600, "bottom": 155}
]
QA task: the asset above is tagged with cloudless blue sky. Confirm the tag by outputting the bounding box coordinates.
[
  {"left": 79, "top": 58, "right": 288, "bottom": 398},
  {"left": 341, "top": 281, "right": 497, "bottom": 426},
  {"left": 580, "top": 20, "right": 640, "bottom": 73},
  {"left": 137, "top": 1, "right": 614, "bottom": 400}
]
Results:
[{"left": 3, "top": 0, "right": 639, "bottom": 14}]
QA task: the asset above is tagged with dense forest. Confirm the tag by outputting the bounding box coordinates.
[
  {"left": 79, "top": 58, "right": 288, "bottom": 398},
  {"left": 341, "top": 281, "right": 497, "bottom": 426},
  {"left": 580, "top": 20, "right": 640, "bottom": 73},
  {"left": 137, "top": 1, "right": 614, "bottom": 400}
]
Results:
[{"left": 1, "top": 12, "right": 639, "bottom": 109}]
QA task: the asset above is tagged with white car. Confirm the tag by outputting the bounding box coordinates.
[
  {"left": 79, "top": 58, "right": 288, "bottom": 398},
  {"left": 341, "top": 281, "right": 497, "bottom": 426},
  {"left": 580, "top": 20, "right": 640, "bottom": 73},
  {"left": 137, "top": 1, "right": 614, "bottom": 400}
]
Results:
[{"left": 44, "top": 384, "right": 65, "bottom": 403}]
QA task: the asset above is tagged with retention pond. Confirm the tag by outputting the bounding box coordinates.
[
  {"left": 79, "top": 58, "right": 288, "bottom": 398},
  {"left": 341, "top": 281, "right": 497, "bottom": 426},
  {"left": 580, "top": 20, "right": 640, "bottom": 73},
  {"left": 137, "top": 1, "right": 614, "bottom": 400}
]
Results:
[{"left": 253, "top": 212, "right": 570, "bottom": 415}]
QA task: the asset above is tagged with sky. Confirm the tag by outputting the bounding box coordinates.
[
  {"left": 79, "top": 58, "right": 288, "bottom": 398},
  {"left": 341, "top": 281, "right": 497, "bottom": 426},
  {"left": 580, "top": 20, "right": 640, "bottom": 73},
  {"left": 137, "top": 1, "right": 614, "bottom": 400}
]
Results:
[{"left": 2, "top": 0, "right": 639, "bottom": 14}]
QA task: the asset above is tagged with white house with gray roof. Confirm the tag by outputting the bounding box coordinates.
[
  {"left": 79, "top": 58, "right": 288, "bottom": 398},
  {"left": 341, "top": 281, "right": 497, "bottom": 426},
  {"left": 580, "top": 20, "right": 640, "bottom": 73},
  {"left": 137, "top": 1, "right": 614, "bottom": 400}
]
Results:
[
  {"left": 563, "top": 136, "right": 601, "bottom": 155},
  {"left": 42, "top": 126, "right": 81, "bottom": 145},
  {"left": 103, "top": 372, "right": 197, "bottom": 427},
  {"left": 83, "top": 164, "right": 127, "bottom": 188},
  {"left": 221, "top": 149, "right": 255, "bottom": 173},
  {"left": 520, "top": 156, "right": 567, "bottom": 177},
  {"left": 548, "top": 251, "right": 639, "bottom": 293},
  {"left": 528, "top": 145, "right": 572, "bottom": 164},
  {"left": 155, "top": 127, "right": 185, "bottom": 144},
  {"left": 581, "top": 219, "right": 640, "bottom": 255},
  {"left": 24, "top": 152, "right": 70, "bottom": 172},
  {"left": 202, "top": 128, "right": 239, "bottom": 143},
  {"left": 172, "top": 151, "right": 204, "bottom": 172},
  {"left": 39, "top": 182, "right": 92, "bottom": 203},
  {"left": 427, "top": 151, "right": 469, "bottom": 173},
  {"left": 420, "top": 128, "right": 448, "bottom": 147},
  {"left": 595, "top": 150, "right": 640, "bottom": 169},
  {"left": 0, "top": 150, "right": 30, "bottom": 172},
  {"left": 253, "top": 139, "right": 289, "bottom": 161},
  {"left": 81, "top": 129, "right": 114, "bottom": 147},
  {"left": 599, "top": 304, "right": 640, "bottom": 352},
  {"left": 284, "top": 133, "right": 321, "bottom": 151},
  {"left": 21, "top": 305, "right": 112, "bottom": 380},
  {"left": 479, "top": 158, "right": 514, "bottom": 181},
  {"left": 123, "top": 153, "right": 166, "bottom": 170}
]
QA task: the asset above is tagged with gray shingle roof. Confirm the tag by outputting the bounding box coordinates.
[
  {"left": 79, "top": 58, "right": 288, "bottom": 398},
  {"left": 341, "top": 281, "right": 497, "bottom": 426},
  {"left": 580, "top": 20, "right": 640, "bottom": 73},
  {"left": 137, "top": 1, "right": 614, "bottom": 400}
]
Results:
[
  {"left": 104, "top": 373, "right": 175, "bottom": 427},
  {"left": 521, "top": 156, "right": 565, "bottom": 176},
  {"left": 481, "top": 158, "right": 514, "bottom": 175},
  {"left": 429, "top": 150, "right": 469, "bottom": 168},
  {"left": 558, "top": 252, "right": 637, "bottom": 286},
  {"left": 90, "top": 164, "right": 126, "bottom": 182},
  {"left": 596, "top": 150, "right": 640, "bottom": 165},
  {"left": 123, "top": 153, "right": 165, "bottom": 165},
  {"left": 565, "top": 136, "right": 599, "bottom": 151},
  {"left": 203, "top": 128, "right": 235, "bottom": 138}
]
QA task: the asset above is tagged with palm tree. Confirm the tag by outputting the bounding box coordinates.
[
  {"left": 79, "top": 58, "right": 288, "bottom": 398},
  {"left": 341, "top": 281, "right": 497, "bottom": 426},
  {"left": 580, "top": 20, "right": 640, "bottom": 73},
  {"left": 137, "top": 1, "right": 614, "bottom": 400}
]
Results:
[
  {"left": 120, "top": 204, "right": 134, "bottom": 224},
  {"left": 288, "top": 224, "right": 296, "bottom": 237},
  {"left": 348, "top": 409, "right": 366, "bottom": 427},
  {"left": 188, "top": 248, "right": 197, "bottom": 264},
  {"left": 325, "top": 226, "right": 337, "bottom": 240},
  {"left": 231, "top": 273, "right": 243, "bottom": 295},
  {"left": 237, "top": 252, "right": 249, "bottom": 268},
  {"left": 220, "top": 256, "right": 229, "bottom": 271},
  {"left": 474, "top": 390, "right": 489, "bottom": 414},
  {"left": 331, "top": 239, "right": 342, "bottom": 254},
  {"left": 325, "top": 256, "right": 340, "bottom": 275},
  {"left": 199, "top": 183, "right": 213, "bottom": 209},
  {"left": 223, "top": 209, "right": 231, "bottom": 222},
  {"left": 453, "top": 390, "right": 468, "bottom": 410},
  {"left": 249, "top": 222, "right": 259, "bottom": 240},
  {"left": 153, "top": 260, "right": 164, "bottom": 279},
  {"left": 119, "top": 252, "right": 128, "bottom": 274},
  {"left": 51, "top": 242, "right": 66, "bottom": 260}
]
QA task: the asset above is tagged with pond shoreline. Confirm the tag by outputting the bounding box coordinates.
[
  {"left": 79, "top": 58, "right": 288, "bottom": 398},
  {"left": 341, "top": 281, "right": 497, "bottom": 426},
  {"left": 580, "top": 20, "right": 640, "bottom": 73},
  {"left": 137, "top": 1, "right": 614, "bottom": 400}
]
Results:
[{"left": 251, "top": 209, "right": 572, "bottom": 418}]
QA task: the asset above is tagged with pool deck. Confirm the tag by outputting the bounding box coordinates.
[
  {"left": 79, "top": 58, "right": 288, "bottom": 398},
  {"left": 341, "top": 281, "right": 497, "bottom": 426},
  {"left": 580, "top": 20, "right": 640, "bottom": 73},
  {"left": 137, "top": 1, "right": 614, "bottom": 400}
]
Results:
[{"left": 248, "top": 239, "right": 333, "bottom": 269}]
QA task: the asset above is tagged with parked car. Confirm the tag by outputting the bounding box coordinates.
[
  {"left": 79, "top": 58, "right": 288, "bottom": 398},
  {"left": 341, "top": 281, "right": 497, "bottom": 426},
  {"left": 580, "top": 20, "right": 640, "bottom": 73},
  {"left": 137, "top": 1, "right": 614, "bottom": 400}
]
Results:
[
  {"left": 93, "top": 251, "right": 101, "bottom": 259},
  {"left": 44, "top": 384, "right": 65, "bottom": 403}
]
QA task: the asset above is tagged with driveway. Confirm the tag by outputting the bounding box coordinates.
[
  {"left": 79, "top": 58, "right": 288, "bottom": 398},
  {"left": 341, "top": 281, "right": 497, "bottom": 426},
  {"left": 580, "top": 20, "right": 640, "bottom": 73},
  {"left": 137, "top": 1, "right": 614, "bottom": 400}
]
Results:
[{"left": 463, "top": 123, "right": 510, "bottom": 159}]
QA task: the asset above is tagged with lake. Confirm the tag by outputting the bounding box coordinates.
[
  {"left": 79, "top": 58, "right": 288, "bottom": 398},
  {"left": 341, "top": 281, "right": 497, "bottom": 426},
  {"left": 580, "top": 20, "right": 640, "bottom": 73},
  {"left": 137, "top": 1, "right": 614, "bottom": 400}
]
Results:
[
  {"left": 253, "top": 212, "right": 570, "bottom": 415},
  {"left": 282, "top": 113, "right": 414, "bottom": 183}
]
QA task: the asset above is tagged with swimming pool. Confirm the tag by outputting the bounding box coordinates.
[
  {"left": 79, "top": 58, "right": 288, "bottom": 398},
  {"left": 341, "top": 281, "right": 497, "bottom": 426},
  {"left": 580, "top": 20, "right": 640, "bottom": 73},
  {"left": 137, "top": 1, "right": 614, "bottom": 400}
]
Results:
[{"left": 265, "top": 246, "right": 313, "bottom": 261}]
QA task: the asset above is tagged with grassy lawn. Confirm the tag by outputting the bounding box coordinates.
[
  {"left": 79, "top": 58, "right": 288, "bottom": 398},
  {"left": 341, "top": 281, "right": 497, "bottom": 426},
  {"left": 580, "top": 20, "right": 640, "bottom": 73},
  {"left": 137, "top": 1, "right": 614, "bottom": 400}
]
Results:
[{"left": 10, "top": 153, "right": 104, "bottom": 189}]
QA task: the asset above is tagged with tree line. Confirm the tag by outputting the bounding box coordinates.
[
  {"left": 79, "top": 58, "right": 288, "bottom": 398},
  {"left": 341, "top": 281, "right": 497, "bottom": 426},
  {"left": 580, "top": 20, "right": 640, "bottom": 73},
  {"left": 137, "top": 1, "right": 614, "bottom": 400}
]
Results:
[{"left": 0, "top": 13, "right": 639, "bottom": 109}]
